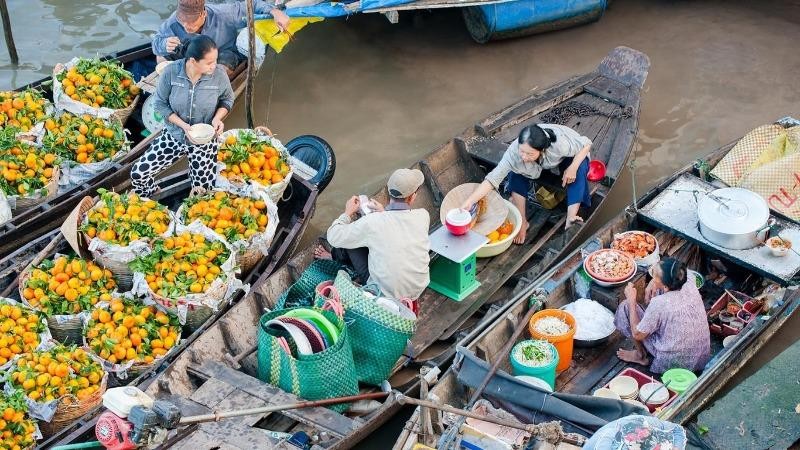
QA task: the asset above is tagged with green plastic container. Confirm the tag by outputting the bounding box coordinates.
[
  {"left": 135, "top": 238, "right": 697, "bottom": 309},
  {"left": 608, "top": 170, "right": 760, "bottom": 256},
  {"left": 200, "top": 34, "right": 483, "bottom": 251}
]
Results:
[
  {"left": 661, "top": 368, "right": 697, "bottom": 394},
  {"left": 510, "top": 340, "right": 559, "bottom": 390}
]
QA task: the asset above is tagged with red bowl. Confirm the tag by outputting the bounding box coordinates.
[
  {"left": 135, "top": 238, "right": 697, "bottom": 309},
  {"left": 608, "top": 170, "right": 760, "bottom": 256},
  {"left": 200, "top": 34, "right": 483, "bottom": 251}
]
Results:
[
  {"left": 445, "top": 221, "right": 470, "bottom": 236},
  {"left": 587, "top": 160, "right": 607, "bottom": 182}
]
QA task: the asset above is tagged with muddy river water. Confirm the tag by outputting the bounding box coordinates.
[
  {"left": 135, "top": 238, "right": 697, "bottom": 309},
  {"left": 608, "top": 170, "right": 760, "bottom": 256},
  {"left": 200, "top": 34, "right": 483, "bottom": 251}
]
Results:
[{"left": 1, "top": 0, "right": 799, "bottom": 445}]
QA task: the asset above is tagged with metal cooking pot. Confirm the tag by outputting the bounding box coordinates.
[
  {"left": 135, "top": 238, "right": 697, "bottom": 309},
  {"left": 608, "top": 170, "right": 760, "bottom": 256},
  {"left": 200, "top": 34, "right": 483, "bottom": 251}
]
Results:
[{"left": 697, "top": 188, "right": 770, "bottom": 250}]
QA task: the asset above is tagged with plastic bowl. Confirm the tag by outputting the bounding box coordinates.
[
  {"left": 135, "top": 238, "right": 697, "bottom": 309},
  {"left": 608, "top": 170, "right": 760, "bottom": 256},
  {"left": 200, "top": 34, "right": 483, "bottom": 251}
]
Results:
[
  {"left": 477, "top": 200, "right": 522, "bottom": 258},
  {"left": 766, "top": 236, "right": 792, "bottom": 257},
  {"left": 587, "top": 160, "right": 607, "bottom": 182},
  {"left": 188, "top": 123, "right": 216, "bottom": 145}
]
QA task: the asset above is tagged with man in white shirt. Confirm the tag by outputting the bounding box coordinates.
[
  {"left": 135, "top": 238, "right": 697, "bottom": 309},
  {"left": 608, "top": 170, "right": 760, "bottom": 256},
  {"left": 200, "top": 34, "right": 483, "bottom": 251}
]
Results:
[{"left": 315, "top": 169, "right": 431, "bottom": 300}]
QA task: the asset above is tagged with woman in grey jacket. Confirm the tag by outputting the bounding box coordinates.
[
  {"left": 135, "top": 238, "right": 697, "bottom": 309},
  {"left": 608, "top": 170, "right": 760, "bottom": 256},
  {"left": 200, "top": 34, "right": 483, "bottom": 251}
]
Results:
[{"left": 131, "top": 35, "right": 234, "bottom": 197}]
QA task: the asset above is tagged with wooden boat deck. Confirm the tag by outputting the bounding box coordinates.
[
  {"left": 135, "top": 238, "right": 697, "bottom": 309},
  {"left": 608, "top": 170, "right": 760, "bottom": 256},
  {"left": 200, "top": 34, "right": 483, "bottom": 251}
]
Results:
[{"left": 394, "top": 131, "right": 800, "bottom": 449}]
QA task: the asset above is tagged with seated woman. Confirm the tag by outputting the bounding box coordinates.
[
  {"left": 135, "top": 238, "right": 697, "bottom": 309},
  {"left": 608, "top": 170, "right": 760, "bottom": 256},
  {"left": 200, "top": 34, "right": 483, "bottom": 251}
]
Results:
[
  {"left": 615, "top": 258, "right": 711, "bottom": 374},
  {"left": 131, "top": 35, "right": 233, "bottom": 197},
  {"left": 461, "top": 124, "right": 592, "bottom": 243}
]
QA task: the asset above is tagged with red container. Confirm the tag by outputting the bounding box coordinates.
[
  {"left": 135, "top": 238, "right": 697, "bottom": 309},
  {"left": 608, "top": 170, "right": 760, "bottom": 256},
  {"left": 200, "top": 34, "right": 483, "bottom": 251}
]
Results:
[
  {"left": 587, "top": 160, "right": 607, "bottom": 182},
  {"left": 445, "top": 209, "right": 472, "bottom": 236},
  {"left": 707, "top": 291, "right": 758, "bottom": 336},
  {"left": 606, "top": 367, "right": 678, "bottom": 413}
]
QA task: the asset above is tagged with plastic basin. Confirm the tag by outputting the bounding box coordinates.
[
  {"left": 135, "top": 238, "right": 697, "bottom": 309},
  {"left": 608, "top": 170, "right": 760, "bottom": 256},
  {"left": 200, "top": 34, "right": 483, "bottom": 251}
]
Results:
[
  {"left": 476, "top": 200, "right": 522, "bottom": 258},
  {"left": 509, "top": 340, "right": 559, "bottom": 390},
  {"left": 528, "top": 309, "right": 576, "bottom": 373}
]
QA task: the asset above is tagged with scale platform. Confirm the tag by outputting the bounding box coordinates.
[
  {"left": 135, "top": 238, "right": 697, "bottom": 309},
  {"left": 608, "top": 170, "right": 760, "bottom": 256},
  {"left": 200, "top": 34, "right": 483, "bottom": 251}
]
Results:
[
  {"left": 639, "top": 173, "right": 800, "bottom": 283},
  {"left": 428, "top": 227, "right": 488, "bottom": 301}
]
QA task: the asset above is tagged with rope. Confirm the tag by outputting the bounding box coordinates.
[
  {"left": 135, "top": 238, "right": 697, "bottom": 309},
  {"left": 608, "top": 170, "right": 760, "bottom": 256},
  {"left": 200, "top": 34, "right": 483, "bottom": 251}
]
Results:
[{"left": 265, "top": 50, "right": 279, "bottom": 125}]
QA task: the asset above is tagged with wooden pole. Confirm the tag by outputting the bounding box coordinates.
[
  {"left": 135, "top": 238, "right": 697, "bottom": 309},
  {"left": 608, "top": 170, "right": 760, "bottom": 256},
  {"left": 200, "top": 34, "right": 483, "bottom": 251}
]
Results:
[
  {"left": 0, "top": 0, "right": 18, "bottom": 64},
  {"left": 244, "top": 0, "right": 256, "bottom": 129}
]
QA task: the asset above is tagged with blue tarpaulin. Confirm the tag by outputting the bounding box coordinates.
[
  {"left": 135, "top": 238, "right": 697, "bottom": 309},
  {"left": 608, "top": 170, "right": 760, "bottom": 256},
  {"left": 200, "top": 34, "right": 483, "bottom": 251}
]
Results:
[{"left": 253, "top": 0, "right": 415, "bottom": 19}]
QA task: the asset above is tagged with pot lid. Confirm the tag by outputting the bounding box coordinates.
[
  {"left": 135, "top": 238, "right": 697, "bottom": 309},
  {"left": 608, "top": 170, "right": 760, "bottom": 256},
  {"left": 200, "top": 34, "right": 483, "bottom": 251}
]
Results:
[
  {"left": 446, "top": 208, "right": 472, "bottom": 226},
  {"left": 697, "top": 188, "right": 769, "bottom": 234}
]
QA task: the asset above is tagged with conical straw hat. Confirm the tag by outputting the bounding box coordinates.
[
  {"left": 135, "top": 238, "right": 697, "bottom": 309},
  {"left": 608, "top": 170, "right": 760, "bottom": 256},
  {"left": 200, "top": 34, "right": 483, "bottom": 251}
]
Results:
[{"left": 440, "top": 183, "right": 508, "bottom": 235}]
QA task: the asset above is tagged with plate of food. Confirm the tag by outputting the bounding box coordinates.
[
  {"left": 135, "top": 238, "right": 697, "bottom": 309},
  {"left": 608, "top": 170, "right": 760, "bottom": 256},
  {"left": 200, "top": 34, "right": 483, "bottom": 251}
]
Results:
[
  {"left": 765, "top": 236, "right": 792, "bottom": 257},
  {"left": 611, "top": 231, "right": 659, "bottom": 266},
  {"left": 584, "top": 249, "right": 637, "bottom": 287}
]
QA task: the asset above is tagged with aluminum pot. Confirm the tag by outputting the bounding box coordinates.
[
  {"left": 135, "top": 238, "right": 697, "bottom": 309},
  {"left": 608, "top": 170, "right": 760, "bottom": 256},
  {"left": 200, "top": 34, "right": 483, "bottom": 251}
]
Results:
[{"left": 697, "top": 188, "right": 770, "bottom": 250}]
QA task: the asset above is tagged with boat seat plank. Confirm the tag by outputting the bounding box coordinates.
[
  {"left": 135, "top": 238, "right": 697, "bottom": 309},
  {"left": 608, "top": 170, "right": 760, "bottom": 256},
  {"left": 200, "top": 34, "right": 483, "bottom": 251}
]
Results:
[
  {"left": 462, "top": 137, "right": 509, "bottom": 168},
  {"left": 212, "top": 389, "right": 271, "bottom": 427},
  {"left": 189, "top": 361, "right": 359, "bottom": 438},
  {"left": 475, "top": 73, "right": 597, "bottom": 137},
  {"left": 170, "top": 421, "right": 278, "bottom": 450},
  {"left": 583, "top": 77, "right": 629, "bottom": 107},
  {"left": 556, "top": 333, "right": 624, "bottom": 395},
  {"left": 189, "top": 377, "right": 238, "bottom": 409}
]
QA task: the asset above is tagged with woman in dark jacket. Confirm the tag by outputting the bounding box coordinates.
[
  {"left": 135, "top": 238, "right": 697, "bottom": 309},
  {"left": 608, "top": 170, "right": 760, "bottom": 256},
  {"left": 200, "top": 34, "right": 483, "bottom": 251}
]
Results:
[{"left": 131, "top": 35, "right": 234, "bottom": 197}]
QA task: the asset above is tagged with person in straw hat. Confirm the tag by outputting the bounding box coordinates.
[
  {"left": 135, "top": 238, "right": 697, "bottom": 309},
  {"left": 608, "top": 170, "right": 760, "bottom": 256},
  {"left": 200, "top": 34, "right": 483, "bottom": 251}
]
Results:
[
  {"left": 315, "top": 168, "right": 431, "bottom": 302},
  {"left": 153, "top": 0, "right": 291, "bottom": 77},
  {"left": 461, "top": 124, "right": 593, "bottom": 243}
]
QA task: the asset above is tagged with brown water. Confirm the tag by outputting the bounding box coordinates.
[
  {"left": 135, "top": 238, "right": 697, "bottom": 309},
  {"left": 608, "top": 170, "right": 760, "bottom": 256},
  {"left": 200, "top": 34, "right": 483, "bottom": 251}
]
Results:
[{"left": 2, "top": 0, "right": 800, "bottom": 445}]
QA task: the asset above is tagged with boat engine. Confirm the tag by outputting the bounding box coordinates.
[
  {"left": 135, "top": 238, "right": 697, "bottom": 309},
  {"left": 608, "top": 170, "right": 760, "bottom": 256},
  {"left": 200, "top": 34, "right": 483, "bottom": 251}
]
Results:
[{"left": 96, "top": 395, "right": 179, "bottom": 449}]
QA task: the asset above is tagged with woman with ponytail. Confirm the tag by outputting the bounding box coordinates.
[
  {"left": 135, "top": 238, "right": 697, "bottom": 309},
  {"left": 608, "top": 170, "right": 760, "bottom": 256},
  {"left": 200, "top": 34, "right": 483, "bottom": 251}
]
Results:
[
  {"left": 461, "top": 124, "right": 593, "bottom": 243},
  {"left": 614, "top": 258, "right": 711, "bottom": 373}
]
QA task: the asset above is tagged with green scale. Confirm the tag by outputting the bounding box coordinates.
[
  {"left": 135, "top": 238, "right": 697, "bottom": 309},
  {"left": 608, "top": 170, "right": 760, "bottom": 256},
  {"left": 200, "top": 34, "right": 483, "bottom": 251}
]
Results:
[{"left": 427, "top": 226, "right": 488, "bottom": 301}]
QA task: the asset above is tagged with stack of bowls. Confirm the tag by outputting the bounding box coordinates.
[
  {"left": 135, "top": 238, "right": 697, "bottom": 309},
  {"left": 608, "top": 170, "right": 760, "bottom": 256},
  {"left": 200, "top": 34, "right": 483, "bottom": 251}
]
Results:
[
  {"left": 639, "top": 381, "right": 670, "bottom": 409},
  {"left": 608, "top": 375, "right": 639, "bottom": 400},
  {"left": 592, "top": 388, "right": 621, "bottom": 400}
]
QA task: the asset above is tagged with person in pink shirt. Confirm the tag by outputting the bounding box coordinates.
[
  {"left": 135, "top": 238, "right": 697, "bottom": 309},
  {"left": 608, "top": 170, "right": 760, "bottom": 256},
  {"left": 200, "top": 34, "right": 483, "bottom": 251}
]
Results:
[{"left": 614, "top": 258, "right": 711, "bottom": 374}]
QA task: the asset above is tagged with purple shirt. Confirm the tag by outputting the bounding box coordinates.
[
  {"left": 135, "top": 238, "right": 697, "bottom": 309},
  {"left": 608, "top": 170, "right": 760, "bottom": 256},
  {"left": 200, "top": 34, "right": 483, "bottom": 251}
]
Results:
[{"left": 636, "top": 281, "right": 711, "bottom": 373}]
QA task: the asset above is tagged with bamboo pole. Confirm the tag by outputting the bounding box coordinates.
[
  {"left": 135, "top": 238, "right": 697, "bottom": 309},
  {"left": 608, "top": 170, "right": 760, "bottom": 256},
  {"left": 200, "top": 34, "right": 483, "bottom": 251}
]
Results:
[
  {"left": 244, "top": 0, "right": 256, "bottom": 128},
  {"left": 0, "top": 0, "right": 18, "bottom": 64}
]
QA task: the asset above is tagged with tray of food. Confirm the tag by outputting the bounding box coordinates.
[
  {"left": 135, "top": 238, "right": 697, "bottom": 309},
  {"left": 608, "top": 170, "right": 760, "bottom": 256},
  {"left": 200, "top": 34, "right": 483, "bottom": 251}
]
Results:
[
  {"left": 583, "top": 249, "right": 637, "bottom": 287},
  {"left": 611, "top": 230, "right": 659, "bottom": 266}
]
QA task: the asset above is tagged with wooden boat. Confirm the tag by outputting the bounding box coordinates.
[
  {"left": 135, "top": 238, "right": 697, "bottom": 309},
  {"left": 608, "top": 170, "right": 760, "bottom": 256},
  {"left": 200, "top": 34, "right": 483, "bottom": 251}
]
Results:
[
  {"left": 40, "top": 46, "right": 649, "bottom": 449},
  {"left": 393, "top": 117, "right": 800, "bottom": 449},
  {"left": 0, "top": 43, "right": 250, "bottom": 258},
  {"left": 462, "top": 0, "right": 606, "bottom": 44}
]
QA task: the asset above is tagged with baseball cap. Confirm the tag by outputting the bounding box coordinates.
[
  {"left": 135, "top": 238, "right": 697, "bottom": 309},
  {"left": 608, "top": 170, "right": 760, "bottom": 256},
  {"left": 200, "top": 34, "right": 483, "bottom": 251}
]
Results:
[{"left": 387, "top": 168, "right": 424, "bottom": 199}]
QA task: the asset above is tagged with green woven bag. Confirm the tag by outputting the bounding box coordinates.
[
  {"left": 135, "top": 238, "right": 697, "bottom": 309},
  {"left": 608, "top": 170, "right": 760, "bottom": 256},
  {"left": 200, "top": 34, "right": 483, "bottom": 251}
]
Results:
[
  {"left": 328, "top": 271, "right": 416, "bottom": 386},
  {"left": 275, "top": 259, "right": 342, "bottom": 309},
  {"left": 256, "top": 307, "right": 358, "bottom": 412}
]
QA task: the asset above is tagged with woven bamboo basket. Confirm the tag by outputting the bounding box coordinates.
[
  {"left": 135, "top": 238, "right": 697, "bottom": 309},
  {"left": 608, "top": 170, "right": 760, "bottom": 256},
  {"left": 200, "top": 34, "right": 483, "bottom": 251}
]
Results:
[
  {"left": 38, "top": 374, "right": 107, "bottom": 437},
  {"left": 52, "top": 64, "right": 140, "bottom": 127},
  {"left": 238, "top": 246, "right": 263, "bottom": 274},
  {"left": 218, "top": 129, "right": 294, "bottom": 204},
  {"left": 152, "top": 293, "right": 214, "bottom": 332},
  {"left": 11, "top": 165, "right": 61, "bottom": 212}
]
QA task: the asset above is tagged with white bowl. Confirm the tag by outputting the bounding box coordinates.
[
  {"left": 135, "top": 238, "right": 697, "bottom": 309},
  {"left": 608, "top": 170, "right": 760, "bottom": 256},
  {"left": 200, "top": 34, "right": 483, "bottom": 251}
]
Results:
[
  {"left": 609, "top": 375, "right": 639, "bottom": 399},
  {"left": 766, "top": 236, "right": 792, "bottom": 257},
  {"left": 593, "top": 388, "right": 621, "bottom": 400},
  {"left": 639, "top": 382, "right": 669, "bottom": 405},
  {"left": 188, "top": 123, "right": 216, "bottom": 145}
]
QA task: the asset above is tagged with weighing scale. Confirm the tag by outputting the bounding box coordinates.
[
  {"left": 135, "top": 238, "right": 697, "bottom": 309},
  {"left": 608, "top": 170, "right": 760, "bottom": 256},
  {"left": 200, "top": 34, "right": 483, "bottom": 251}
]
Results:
[{"left": 428, "top": 226, "right": 488, "bottom": 301}]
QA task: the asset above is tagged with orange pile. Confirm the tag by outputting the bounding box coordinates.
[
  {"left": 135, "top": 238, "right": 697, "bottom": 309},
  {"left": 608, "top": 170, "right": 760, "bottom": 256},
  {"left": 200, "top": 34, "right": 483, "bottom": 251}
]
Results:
[
  {"left": 82, "top": 189, "right": 171, "bottom": 246},
  {"left": 0, "top": 89, "right": 49, "bottom": 132},
  {"left": 0, "top": 127, "right": 58, "bottom": 197},
  {"left": 43, "top": 113, "right": 125, "bottom": 164},
  {"left": 22, "top": 255, "right": 116, "bottom": 316},
  {"left": 486, "top": 220, "right": 514, "bottom": 243},
  {"left": 8, "top": 344, "right": 104, "bottom": 403},
  {"left": 0, "top": 301, "right": 45, "bottom": 367},
  {"left": 0, "top": 391, "right": 37, "bottom": 450},
  {"left": 85, "top": 298, "right": 181, "bottom": 365},
  {"left": 181, "top": 191, "right": 270, "bottom": 242},
  {"left": 218, "top": 130, "right": 290, "bottom": 188},
  {"left": 56, "top": 58, "right": 139, "bottom": 109}
]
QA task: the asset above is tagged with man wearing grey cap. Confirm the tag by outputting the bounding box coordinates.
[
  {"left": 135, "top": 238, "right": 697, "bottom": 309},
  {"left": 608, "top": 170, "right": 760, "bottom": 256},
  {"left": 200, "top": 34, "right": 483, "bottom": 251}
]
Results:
[
  {"left": 317, "top": 168, "right": 431, "bottom": 300},
  {"left": 153, "top": 0, "right": 291, "bottom": 76}
]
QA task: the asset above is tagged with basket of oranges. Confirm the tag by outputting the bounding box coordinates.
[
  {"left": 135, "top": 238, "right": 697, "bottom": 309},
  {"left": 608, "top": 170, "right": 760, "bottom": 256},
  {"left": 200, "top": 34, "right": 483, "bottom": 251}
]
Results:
[
  {"left": 83, "top": 297, "right": 181, "bottom": 382},
  {"left": 53, "top": 57, "right": 141, "bottom": 126},
  {"left": 19, "top": 254, "right": 117, "bottom": 345},
  {"left": 0, "top": 127, "right": 61, "bottom": 212},
  {"left": 0, "top": 88, "right": 53, "bottom": 134},
  {"left": 177, "top": 189, "right": 279, "bottom": 274},
  {"left": 129, "top": 224, "right": 244, "bottom": 331},
  {"left": 7, "top": 343, "right": 106, "bottom": 436},
  {"left": 0, "top": 298, "right": 51, "bottom": 368},
  {"left": 216, "top": 129, "right": 293, "bottom": 203},
  {"left": 0, "top": 390, "right": 39, "bottom": 449},
  {"left": 42, "top": 113, "right": 129, "bottom": 193},
  {"left": 81, "top": 189, "right": 173, "bottom": 291}
]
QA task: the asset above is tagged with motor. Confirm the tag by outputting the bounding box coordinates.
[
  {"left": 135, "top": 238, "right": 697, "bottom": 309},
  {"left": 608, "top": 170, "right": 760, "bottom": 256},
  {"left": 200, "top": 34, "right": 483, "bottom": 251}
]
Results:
[{"left": 95, "top": 400, "right": 179, "bottom": 450}]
